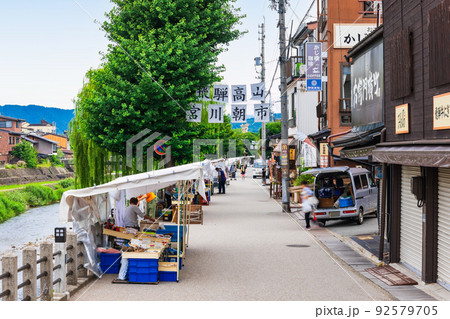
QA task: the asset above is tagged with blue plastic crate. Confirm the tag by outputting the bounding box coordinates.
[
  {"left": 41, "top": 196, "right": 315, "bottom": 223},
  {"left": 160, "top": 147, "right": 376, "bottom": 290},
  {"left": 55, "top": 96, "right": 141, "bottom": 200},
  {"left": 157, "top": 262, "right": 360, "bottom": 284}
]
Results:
[
  {"left": 99, "top": 253, "right": 121, "bottom": 274},
  {"left": 129, "top": 271, "right": 158, "bottom": 283},
  {"left": 157, "top": 226, "right": 184, "bottom": 242},
  {"left": 159, "top": 271, "right": 177, "bottom": 282},
  {"left": 128, "top": 258, "right": 159, "bottom": 268},
  {"left": 100, "top": 264, "right": 120, "bottom": 274},
  {"left": 339, "top": 196, "right": 354, "bottom": 208}
]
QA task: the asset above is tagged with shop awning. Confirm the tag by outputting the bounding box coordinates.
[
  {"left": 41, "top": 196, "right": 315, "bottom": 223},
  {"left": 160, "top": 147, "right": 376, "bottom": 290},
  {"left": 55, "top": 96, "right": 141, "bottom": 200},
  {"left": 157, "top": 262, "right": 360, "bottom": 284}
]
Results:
[{"left": 373, "top": 145, "right": 450, "bottom": 167}]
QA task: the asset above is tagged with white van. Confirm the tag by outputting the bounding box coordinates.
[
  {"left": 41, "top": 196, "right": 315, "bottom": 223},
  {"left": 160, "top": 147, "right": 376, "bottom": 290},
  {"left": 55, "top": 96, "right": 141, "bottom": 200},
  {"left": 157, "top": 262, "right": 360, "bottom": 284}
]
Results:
[
  {"left": 301, "top": 166, "right": 378, "bottom": 225},
  {"left": 252, "top": 160, "right": 268, "bottom": 178}
]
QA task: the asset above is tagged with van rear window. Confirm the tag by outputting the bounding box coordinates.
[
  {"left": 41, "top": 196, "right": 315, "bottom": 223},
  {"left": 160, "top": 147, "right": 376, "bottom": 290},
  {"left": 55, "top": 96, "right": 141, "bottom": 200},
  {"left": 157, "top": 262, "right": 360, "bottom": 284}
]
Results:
[{"left": 353, "top": 176, "right": 362, "bottom": 190}]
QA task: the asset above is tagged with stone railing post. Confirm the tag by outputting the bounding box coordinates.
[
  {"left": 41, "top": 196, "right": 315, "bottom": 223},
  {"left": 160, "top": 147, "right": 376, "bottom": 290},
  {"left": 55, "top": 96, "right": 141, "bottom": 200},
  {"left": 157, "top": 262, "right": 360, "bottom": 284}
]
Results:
[
  {"left": 66, "top": 232, "right": 78, "bottom": 286},
  {"left": 39, "top": 242, "right": 53, "bottom": 301},
  {"left": 1, "top": 254, "right": 18, "bottom": 301},
  {"left": 22, "top": 248, "right": 37, "bottom": 301}
]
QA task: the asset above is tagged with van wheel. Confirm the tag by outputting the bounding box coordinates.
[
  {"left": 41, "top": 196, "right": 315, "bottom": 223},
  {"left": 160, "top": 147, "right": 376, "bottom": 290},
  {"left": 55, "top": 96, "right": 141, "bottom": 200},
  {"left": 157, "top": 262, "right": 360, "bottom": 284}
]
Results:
[
  {"left": 318, "top": 220, "right": 326, "bottom": 227},
  {"left": 356, "top": 208, "right": 364, "bottom": 225}
]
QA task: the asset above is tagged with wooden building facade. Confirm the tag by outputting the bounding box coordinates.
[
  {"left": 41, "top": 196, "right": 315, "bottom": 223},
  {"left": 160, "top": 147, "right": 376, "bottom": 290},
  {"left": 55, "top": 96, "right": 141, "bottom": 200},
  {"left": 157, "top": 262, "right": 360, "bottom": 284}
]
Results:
[{"left": 373, "top": 0, "right": 450, "bottom": 290}]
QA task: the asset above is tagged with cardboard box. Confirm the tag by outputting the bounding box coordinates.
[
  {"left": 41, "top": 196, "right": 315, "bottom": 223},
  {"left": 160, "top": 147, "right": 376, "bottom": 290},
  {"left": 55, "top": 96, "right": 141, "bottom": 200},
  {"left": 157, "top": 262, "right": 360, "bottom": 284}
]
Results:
[{"left": 318, "top": 197, "right": 334, "bottom": 208}]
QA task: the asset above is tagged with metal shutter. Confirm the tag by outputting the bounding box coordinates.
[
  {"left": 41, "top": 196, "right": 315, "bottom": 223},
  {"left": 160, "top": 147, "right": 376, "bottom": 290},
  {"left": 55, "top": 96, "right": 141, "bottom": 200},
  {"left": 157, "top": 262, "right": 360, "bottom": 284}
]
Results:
[
  {"left": 400, "top": 166, "right": 423, "bottom": 275},
  {"left": 438, "top": 168, "right": 450, "bottom": 289}
]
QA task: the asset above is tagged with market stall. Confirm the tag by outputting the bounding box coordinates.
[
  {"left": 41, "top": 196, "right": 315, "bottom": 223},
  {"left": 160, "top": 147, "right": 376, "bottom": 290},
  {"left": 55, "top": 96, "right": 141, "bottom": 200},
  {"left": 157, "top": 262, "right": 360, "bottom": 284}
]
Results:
[{"left": 59, "top": 161, "right": 212, "bottom": 283}]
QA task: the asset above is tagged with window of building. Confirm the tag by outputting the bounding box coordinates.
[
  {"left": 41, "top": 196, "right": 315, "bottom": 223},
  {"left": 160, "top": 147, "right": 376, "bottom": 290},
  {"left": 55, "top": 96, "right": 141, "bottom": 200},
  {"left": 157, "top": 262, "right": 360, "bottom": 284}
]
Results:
[
  {"left": 53, "top": 144, "right": 57, "bottom": 153},
  {"left": 16, "top": 137, "right": 19, "bottom": 144},
  {"left": 363, "top": 1, "right": 375, "bottom": 15},
  {"left": 290, "top": 92, "right": 296, "bottom": 121},
  {"left": 9, "top": 137, "right": 13, "bottom": 145},
  {"left": 341, "top": 64, "right": 352, "bottom": 112},
  {"left": 16, "top": 121, "right": 19, "bottom": 128},
  {"left": 341, "top": 115, "right": 351, "bottom": 126},
  {"left": 0, "top": 121, "right": 12, "bottom": 128}
]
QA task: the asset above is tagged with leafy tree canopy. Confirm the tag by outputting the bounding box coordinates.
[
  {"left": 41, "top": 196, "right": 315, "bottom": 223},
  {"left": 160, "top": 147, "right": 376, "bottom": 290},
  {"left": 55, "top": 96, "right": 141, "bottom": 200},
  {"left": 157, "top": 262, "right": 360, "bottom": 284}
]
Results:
[
  {"left": 76, "top": 0, "right": 244, "bottom": 162},
  {"left": 10, "top": 141, "right": 38, "bottom": 168}
]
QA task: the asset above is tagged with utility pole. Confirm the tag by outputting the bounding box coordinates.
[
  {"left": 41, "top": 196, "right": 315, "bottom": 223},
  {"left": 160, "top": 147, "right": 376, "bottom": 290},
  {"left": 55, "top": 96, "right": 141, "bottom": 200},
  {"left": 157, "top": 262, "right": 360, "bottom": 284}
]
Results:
[
  {"left": 272, "top": 0, "right": 290, "bottom": 212},
  {"left": 259, "top": 20, "right": 267, "bottom": 182}
]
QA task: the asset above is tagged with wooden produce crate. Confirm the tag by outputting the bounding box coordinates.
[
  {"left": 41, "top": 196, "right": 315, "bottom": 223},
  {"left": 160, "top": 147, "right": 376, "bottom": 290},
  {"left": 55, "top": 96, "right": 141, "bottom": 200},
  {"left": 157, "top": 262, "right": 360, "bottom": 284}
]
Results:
[{"left": 318, "top": 197, "right": 334, "bottom": 208}]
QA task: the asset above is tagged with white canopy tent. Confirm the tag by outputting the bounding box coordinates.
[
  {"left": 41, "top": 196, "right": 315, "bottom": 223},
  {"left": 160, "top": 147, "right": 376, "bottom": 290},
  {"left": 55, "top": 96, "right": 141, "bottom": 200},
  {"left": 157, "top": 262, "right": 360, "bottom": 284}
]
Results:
[{"left": 60, "top": 161, "right": 213, "bottom": 223}]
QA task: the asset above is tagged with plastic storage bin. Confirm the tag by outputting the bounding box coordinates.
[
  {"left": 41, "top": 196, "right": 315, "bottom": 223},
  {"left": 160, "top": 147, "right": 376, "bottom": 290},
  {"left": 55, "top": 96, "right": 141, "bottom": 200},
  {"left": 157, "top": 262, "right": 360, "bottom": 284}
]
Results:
[
  {"left": 159, "top": 271, "right": 177, "bottom": 282},
  {"left": 99, "top": 253, "right": 121, "bottom": 274},
  {"left": 128, "top": 258, "right": 159, "bottom": 283},
  {"left": 157, "top": 225, "right": 184, "bottom": 242},
  {"left": 339, "top": 197, "right": 354, "bottom": 208}
]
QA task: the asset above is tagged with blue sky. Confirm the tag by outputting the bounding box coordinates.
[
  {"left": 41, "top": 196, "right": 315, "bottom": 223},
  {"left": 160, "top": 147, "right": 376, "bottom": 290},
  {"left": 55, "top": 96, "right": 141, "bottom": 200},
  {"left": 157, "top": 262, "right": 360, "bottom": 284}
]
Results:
[{"left": 0, "top": 0, "right": 312, "bottom": 111}]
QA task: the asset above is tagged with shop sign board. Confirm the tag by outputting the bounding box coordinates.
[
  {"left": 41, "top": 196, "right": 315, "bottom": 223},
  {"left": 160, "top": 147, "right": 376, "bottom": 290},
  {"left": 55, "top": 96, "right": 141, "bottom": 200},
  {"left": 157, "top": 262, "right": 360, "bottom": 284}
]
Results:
[
  {"left": 281, "top": 144, "right": 288, "bottom": 166},
  {"left": 351, "top": 40, "right": 383, "bottom": 128},
  {"left": 302, "top": 142, "right": 318, "bottom": 168},
  {"left": 433, "top": 92, "right": 450, "bottom": 130},
  {"left": 289, "top": 148, "right": 296, "bottom": 161},
  {"left": 320, "top": 143, "right": 329, "bottom": 168},
  {"left": 395, "top": 104, "right": 409, "bottom": 134},
  {"left": 305, "top": 42, "right": 322, "bottom": 92},
  {"left": 334, "top": 24, "right": 378, "bottom": 49}
]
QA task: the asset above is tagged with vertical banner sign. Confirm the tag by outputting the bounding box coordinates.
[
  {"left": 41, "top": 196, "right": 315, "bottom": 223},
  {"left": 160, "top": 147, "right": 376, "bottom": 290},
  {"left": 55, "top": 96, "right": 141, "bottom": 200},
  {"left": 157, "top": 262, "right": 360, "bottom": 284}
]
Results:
[
  {"left": 186, "top": 103, "right": 202, "bottom": 123},
  {"left": 250, "top": 83, "right": 265, "bottom": 100},
  {"left": 302, "top": 140, "right": 318, "bottom": 168},
  {"left": 320, "top": 143, "right": 329, "bottom": 167},
  {"left": 196, "top": 87, "right": 210, "bottom": 101},
  {"left": 281, "top": 143, "right": 288, "bottom": 177},
  {"left": 306, "top": 42, "right": 322, "bottom": 91},
  {"left": 231, "top": 85, "right": 247, "bottom": 102},
  {"left": 231, "top": 104, "right": 247, "bottom": 123},
  {"left": 213, "top": 85, "right": 229, "bottom": 103},
  {"left": 254, "top": 103, "right": 270, "bottom": 122},
  {"left": 208, "top": 104, "right": 224, "bottom": 123}
]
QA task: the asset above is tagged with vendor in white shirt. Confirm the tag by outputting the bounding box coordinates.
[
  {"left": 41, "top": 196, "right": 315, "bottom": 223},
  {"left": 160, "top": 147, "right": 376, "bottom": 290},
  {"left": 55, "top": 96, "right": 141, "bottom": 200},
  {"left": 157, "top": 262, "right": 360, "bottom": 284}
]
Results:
[{"left": 123, "top": 197, "right": 155, "bottom": 230}]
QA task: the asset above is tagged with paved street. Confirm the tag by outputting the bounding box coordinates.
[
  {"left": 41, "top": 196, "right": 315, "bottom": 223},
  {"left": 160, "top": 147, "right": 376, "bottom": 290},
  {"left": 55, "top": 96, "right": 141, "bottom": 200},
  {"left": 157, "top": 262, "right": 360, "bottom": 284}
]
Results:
[{"left": 71, "top": 175, "right": 393, "bottom": 301}]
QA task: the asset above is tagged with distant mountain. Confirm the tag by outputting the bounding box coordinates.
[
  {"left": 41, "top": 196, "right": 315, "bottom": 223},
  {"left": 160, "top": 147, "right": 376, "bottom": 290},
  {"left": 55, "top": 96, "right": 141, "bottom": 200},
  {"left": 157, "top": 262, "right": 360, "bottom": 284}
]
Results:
[
  {"left": 0, "top": 105, "right": 74, "bottom": 134},
  {"left": 231, "top": 113, "right": 281, "bottom": 132}
]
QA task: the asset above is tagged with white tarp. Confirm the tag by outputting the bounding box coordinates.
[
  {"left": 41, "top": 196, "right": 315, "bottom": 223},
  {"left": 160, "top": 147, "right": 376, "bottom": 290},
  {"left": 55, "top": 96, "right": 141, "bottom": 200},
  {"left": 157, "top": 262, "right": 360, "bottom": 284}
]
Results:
[{"left": 59, "top": 161, "right": 210, "bottom": 223}]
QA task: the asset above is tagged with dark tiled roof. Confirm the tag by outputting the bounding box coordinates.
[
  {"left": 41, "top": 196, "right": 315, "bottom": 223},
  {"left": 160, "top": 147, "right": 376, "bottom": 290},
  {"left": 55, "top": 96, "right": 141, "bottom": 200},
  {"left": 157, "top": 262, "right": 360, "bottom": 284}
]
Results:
[{"left": 0, "top": 114, "right": 26, "bottom": 122}]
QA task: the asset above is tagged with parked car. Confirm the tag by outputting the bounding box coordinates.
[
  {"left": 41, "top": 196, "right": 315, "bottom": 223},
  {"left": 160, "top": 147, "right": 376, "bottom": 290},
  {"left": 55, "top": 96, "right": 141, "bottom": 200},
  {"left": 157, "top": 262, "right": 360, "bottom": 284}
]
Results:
[
  {"left": 301, "top": 166, "right": 378, "bottom": 225},
  {"left": 252, "top": 160, "right": 269, "bottom": 178}
]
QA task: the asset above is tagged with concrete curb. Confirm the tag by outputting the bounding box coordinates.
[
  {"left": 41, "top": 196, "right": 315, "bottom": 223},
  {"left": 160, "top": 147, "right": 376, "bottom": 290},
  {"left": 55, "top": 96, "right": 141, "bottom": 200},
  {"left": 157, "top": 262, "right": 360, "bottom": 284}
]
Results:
[{"left": 58, "top": 275, "right": 96, "bottom": 301}]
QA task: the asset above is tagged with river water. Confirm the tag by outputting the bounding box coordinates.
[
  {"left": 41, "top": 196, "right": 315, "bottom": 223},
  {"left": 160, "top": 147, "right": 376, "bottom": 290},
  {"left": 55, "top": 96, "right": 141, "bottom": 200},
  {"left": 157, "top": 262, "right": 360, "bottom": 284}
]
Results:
[{"left": 0, "top": 203, "right": 72, "bottom": 256}]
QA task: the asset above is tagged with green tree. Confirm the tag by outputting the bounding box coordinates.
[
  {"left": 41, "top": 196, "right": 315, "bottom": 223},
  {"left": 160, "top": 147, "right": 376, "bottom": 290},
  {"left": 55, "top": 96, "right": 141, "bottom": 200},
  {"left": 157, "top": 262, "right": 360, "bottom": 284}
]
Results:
[
  {"left": 10, "top": 141, "right": 38, "bottom": 168},
  {"left": 75, "top": 0, "right": 244, "bottom": 161}
]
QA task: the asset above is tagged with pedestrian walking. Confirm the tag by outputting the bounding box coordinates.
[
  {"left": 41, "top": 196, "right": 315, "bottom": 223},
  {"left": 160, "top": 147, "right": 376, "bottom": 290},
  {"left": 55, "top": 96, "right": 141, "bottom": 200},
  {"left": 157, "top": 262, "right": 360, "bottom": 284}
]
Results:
[
  {"left": 240, "top": 164, "right": 247, "bottom": 180},
  {"left": 230, "top": 164, "right": 236, "bottom": 180},
  {"left": 216, "top": 167, "right": 226, "bottom": 194},
  {"left": 301, "top": 180, "right": 314, "bottom": 230}
]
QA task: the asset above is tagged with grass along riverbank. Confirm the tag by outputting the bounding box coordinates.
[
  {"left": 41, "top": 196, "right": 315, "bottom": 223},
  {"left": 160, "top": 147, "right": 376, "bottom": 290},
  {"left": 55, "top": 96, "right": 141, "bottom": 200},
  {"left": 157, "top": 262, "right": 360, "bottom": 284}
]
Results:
[
  {"left": 0, "top": 178, "right": 74, "bottom": 223},
  {"left": 0, "top": 180, "right": 61, "bottom": 192}
]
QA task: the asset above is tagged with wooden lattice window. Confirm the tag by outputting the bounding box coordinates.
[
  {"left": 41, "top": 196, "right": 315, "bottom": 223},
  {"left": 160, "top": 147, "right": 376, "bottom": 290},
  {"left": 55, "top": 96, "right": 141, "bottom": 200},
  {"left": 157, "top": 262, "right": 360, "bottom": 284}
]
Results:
[
  {"left": 429, "top": 0, "right": 450, "bottom": 88},
  {"left": 390, "top": 28, "right": 412, "bottom": 100}
]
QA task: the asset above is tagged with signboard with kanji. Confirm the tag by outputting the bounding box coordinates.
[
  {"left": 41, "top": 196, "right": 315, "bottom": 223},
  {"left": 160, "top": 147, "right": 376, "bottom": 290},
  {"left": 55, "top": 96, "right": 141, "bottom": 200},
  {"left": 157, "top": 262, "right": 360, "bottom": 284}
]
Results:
[
  {"left": 334, "top": 24, "right": 377, "bottom": 49},
  {"left": 250, "top": 83, "right": 265, "bottom": 101},
  {"left": 254, "top": 104, "right": 270, "bottom": 122},
  {"left": 231, "top": 104, "right": 247, "bottom": 123},
  {"left": 212, "top": 85, "right": 229, "bottom": 103},
  {"left": 305, "top": 42, "right": 322, "bottom": 91},
  {"left": 433, "top": 92, "right": 450, "bottom": 130},
  {"left": 231, "top": 85, "right": 247, "bottom": 102},
  {"left": 186, "top": 103, "right": 202, "bottom": 123},
  {"left": 320, "top": 143, "right": 329, "bottom": 168},
  {"left": 196, "top": 87, "right": 210, "bottom": 101},
  {"left": 208, "top": 104, "right": 224, "bottom": 123},
  {"left": 395, "top": 104, "right": 409, "bottom": 134}
]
